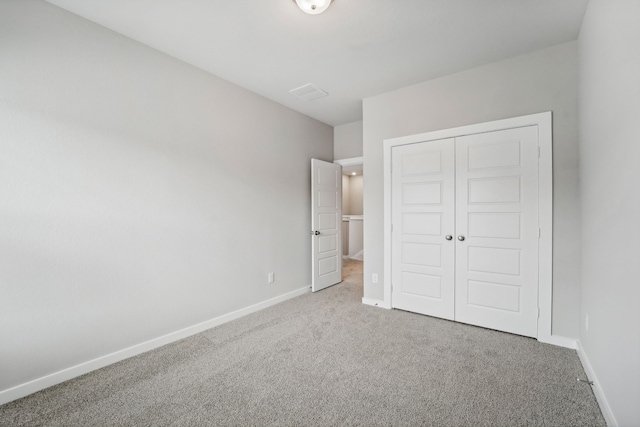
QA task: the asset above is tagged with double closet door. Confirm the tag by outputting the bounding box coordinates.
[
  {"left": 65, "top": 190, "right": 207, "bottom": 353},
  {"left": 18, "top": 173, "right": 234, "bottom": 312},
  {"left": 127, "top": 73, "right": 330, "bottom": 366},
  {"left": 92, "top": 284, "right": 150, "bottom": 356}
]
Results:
[{"left": 391, "top": 126, "right": 539, "bottom": 338}]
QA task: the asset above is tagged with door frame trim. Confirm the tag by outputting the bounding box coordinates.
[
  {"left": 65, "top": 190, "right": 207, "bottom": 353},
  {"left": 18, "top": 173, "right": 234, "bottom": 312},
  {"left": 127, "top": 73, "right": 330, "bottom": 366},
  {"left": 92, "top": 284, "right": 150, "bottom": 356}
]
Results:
[
  {"left": 382, "top": 112, "right": 556, "bottom": 345},
  {"left": 334, "top": 156, "right": 363, "bottom": 167}
]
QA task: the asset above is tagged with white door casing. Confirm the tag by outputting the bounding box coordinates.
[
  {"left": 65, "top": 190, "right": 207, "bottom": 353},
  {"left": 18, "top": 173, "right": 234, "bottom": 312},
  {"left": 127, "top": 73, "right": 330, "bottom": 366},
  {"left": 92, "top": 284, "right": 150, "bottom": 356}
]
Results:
[
  {"left": 311, "top": 159, "right": 342, "bottom": 292},
  {"left": 382, "top": 112, "right": 556, "bottom": 348},
  {"left": 391, "top": 138, "right": 455, "bottom": 320}
]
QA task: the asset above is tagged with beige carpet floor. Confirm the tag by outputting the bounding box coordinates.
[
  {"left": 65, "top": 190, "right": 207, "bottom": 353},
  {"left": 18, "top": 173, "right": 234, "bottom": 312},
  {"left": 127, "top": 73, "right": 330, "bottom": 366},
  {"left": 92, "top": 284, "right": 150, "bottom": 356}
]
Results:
[{"left": 0, "top": 258, "right": 605, "bottom": 426}]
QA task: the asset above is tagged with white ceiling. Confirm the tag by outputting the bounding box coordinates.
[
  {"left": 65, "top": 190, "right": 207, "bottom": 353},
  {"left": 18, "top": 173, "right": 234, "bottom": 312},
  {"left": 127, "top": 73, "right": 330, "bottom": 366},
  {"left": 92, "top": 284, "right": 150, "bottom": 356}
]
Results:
[
  {"left": 45, "top": 0, "right": 589, "bottom": 126},
  {"left": 342, "top": 164, "right": 363, "bottom": 176}
]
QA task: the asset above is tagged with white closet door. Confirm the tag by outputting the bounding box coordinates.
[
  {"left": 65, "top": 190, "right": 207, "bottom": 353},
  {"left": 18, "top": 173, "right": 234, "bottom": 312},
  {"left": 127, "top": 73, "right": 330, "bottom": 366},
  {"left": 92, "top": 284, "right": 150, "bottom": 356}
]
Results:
[
  {"left": 391, "top": 139, "right": 455, "bottom": 320},
  {"left": 455, "top": 126, "right": 539, "bottom": 337}
]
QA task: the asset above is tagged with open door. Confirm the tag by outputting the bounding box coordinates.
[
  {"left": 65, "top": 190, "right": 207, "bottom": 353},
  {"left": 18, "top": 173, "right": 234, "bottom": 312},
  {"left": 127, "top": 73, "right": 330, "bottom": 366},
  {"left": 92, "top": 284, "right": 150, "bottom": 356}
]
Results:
[{"left": 311, "top": 159, "right": 342, "bottom": 292}]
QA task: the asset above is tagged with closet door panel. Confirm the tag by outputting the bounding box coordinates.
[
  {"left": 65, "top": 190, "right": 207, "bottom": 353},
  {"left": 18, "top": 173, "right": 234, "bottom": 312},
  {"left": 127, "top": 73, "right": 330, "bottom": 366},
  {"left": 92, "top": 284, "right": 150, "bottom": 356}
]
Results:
[
  {"left": 455, "top": 126, "right": 539, "bottom": 338},
  {"left": 391, "top": 139, "right": 455, "bottom": 320}
]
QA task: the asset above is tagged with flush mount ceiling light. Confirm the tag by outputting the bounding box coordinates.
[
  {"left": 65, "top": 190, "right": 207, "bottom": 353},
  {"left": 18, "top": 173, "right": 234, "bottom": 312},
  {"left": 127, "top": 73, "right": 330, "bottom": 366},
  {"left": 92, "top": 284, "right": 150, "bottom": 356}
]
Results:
[{"left": 293, "top": 0, "right": 333, "bottom": 15}]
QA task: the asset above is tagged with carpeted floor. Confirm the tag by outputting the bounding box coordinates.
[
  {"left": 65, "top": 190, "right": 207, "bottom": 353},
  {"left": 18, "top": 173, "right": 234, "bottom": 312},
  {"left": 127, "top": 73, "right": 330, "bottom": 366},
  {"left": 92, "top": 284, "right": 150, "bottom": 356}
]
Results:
[{"left": 0, "top": 258, "right": 605, "bottom": 426}]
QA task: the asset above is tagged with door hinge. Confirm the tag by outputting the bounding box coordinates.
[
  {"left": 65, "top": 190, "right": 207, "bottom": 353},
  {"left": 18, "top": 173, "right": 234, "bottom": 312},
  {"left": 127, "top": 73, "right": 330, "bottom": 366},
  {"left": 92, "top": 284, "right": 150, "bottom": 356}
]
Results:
[
  {"left": 538, "top": 146, "right": 541, "bottom": 158},
  {"left": 538, "top": 227, "right": 541, "bottom": 238},
  {"left": 391, "top": 224, "right": 394, "bottom": 233},
  {"left": 537, "top": 307, "right": 540, "bottom": 319}
]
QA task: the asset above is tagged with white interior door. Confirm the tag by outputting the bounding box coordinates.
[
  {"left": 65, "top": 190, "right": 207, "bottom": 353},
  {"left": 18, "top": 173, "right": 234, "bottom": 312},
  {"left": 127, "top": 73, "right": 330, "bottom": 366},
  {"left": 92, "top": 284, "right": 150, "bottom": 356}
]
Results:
[
  {"left": 311, "top": 159, "right": 342, "bottom": 292},
  {"left": 455, "top": 126, "right": 539, "bottom": 337},
  {"left": 391, "top": 139, "right": 455, "bottom": 319}
]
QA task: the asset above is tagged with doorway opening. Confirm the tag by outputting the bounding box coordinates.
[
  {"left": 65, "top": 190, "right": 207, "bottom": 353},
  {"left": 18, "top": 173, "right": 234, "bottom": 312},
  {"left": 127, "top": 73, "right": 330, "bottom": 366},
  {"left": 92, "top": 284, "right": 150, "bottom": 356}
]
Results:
[{"left": 334, "top": 157, "right": 364, "bottom": 284}]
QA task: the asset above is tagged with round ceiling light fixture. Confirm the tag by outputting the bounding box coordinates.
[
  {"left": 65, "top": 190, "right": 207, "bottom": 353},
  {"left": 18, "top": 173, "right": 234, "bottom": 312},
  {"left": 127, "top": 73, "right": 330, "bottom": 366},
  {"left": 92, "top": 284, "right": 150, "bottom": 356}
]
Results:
[{"left": 293, "top": 0, "right": 333, "bottom": 15}]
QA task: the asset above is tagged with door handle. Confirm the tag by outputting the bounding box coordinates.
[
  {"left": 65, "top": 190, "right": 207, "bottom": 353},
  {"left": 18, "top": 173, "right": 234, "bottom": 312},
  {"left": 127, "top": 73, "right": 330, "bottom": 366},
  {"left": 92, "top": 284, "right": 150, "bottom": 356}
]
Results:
[
  {"left": 445, "top": 235, "right": 453, "bottom": 241},
  {"left": 311, "top": 230, "right": 321, "bottom": 235},
  {"left": 457, "top": 235, "right": 466, "bottom": 241}
]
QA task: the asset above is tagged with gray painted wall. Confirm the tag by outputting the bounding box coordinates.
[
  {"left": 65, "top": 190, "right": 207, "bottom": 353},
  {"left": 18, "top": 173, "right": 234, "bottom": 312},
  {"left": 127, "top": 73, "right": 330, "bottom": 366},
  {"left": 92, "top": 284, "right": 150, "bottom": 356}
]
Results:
[
  {"left": 347, "top": 175, "right": 364, "bottom": 216},
  {"left": 578, "top": 0, "right": 640, "bottom": 425},
  {"left": 342, "top": 175, "right": 364, "bottom": 215},
  {"left": 0, "top": 1, "right": 332, "bottom": 394},
  {"left": 341, "top": 175, "right": 363, "bottom": 216},
  {"left": 363, "top": 42, "right": 580, "bottom": 338},
  {"left": 334, "top": 121, "right": 363, "bottom": 159},
  {"left": 342, "top": 175, "right": 351, "bottom": 215}
]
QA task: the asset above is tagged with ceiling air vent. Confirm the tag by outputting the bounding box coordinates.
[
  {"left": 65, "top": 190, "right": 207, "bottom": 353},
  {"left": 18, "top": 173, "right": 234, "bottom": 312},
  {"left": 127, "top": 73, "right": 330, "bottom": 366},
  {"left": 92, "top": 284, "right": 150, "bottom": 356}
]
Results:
[{"left": 289, "top": 83, "right": 328, "bottom": 102}]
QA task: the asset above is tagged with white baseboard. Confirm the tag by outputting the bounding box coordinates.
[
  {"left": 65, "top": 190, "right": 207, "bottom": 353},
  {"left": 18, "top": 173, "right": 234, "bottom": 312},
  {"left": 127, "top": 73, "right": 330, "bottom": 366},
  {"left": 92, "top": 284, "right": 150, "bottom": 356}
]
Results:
[
  {"left": 362, "top": 297, "right": 390, "bottom": 309},
  {"left": 0, "top": 285, "right": 310, "bottom": 406},
  {"left": 538, "top": 334, "right": 577, "bottom": 349},
  {"left": 576, "top": 340, "right": 617, "bottom": 427}
]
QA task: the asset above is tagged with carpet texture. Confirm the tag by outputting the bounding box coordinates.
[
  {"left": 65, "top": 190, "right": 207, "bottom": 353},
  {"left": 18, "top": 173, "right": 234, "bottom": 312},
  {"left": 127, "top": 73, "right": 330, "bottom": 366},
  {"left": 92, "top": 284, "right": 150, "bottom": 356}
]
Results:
[{"left": 0, "top": 259, "right": 605, "bottom": 426}]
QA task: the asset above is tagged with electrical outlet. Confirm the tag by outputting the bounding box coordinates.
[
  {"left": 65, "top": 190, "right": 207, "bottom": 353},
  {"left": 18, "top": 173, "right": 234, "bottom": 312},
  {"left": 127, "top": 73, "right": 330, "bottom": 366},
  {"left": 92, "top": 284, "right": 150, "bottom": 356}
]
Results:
[
  {"left": 372, "top": 273, "right": 379, "bottom": 284},
  {"left": 268, "top": 273, "right": 274, "bottom": 283},
  {"left": 585, "top": 314, "right": 589, "bottom": 331}
]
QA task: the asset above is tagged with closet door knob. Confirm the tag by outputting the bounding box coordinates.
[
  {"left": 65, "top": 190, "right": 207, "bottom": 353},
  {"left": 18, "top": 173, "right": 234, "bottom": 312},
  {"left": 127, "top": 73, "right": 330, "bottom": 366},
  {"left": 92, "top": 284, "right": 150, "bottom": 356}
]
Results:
[
  {"left": 445, "top": 235, "right": 453, "bottom": 241},
  {"left": 457, "top": 235, "right": 466, "bottom": 241}
]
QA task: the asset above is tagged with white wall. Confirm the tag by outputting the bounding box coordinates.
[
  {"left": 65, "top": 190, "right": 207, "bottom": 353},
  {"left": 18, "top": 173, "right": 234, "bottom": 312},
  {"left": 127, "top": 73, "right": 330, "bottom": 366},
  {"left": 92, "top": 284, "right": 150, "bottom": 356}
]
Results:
[
  {"left": 334, "top": 120, "right": 363, "bottom": 159},
  {"left": 0, "top": 1, "right": 332, "bottom": 399},
  {"left": 578, "top": 1, "right": 640, "bottom": 425},
  {"left": 363, "top": 42, "right": 580, "bottom": 338}
]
